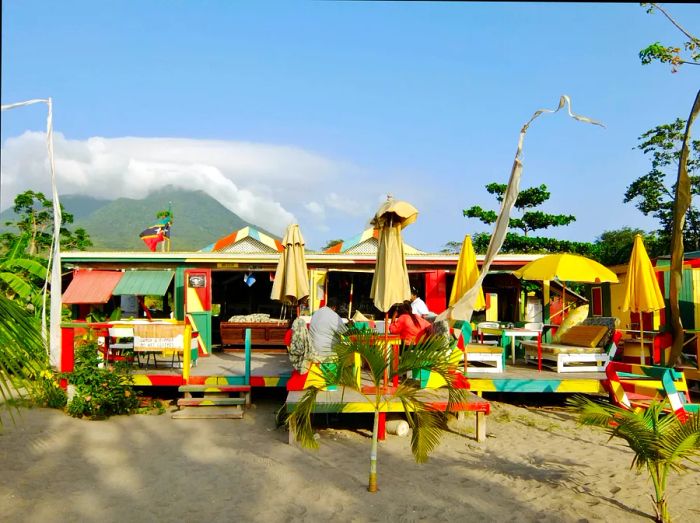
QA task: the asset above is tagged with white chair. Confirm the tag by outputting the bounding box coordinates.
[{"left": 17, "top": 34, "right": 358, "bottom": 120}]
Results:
[
  {"left": 476, "top": 322, "right": 501, "bottom": 345},
  {"left": 523, "top": 322, "right": 544, "bottom": 332},
  {"left": 106, "top": 327, "right": 135, "bottom": 365}
]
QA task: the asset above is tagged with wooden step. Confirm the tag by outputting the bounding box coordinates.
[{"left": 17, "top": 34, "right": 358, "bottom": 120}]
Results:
[
  {"left": 178, "top": 385, "right": 251, "bottom": 393},
  {"left": 177, "top": 397, "right": 246, "bottom": 407},
  {"left": 172, "top": 406, "right": 244, "bottom": 419}
]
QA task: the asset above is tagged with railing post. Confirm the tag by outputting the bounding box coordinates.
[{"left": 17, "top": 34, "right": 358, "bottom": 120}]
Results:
[
  {"left": 183, "top": 324, "right": 192, "bottom": 383},
  {"left": 244, "top": 328, "right": 251, "bottom": 386}
]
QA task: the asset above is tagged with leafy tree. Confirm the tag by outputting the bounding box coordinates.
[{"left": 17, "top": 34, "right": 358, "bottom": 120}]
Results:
[
  {"left": 639, "top": 4, "right": 699, "bottom": 73},
  {"left": 624, "top": 120, "right": 700, "bottom": 252},
  {"left": 288, "top": 329, "right": 466, "bottom": 492},
  {"left": 2, "top": 190, "right": 93, "bottom": 256},
  {"left": 464, "top": 183, "right": 576, "bottom": 237},
  {"left": 569, "top": 396, "right": 700, "bottom": 523},
  {"left": 592, "top": 228, "right": 663, "bottom": 266},
  {"left": 464, "top": 183, "right": 583, "bottom": 254}
]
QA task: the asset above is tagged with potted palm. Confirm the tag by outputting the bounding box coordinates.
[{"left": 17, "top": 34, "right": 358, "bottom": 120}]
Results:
[
  {"left": 568, "top": 395, "right": 700, "bottom": 522},
  {"left": 288, "top": 328, "right": 467, "bottom": 492}
]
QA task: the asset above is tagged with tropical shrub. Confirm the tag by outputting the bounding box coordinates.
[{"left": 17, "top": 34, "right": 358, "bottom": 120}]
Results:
[
  {"left": 66, "top": 341, "right": 139, "bottom": 419},
  {"left": 569, "top": 395, "right": 700, "bottom": 523}
]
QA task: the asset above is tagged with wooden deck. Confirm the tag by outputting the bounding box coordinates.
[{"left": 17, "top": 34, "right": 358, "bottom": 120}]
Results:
[{"left": 128, "top": 351, "right": 609, "bottom": 394}]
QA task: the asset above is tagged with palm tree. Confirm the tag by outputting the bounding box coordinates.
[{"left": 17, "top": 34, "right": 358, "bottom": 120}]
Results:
[
  {"left": 0, "top": 294, "right": 48, "bottom": 424},
  {"left": 568, "top": 395, "right": 700, "bottom": 523},
  {"left": 288, "top": 329, "right": 467, "bottom": 492}
]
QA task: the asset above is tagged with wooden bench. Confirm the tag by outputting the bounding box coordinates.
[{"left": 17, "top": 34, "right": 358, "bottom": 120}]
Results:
[
  {"left": 220, "top": 321, "right": 289, "bottom": 349},
  {"left": 286, "top": 387, "right": 490, "bottom": 443}
]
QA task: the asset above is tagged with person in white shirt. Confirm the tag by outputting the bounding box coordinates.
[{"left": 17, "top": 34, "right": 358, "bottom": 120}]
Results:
[
  {"left": 410, "top": 287, "right": 431, "bottom": 316},
  {"left": 309, "top": 297, "right": 347, "bottom": 358}
]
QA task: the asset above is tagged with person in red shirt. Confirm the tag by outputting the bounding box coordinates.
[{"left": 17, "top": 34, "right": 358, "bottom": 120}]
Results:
[{"left": 389, "top": 301, "right": 431, "bottom": 344}]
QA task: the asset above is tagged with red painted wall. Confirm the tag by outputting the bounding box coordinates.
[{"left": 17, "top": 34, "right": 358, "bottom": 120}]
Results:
[{"left": 424, "top": 270, "right": 447, "bottom": 313}]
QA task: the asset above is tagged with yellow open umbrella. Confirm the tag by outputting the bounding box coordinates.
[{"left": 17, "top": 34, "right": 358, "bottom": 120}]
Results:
[
  {"left": 513, "top": 253, "right": 619, "bottom": 318},
  {"left": 271, "top": 224, "right": 310, "bottom": 311},
  {"left": 449, "top": 234, "right": 486, "bottom": 311},
  {"left": 622, "top": 234, "right": 665, "bottom": 364},
  {"left": 369, "top": 196, "right": 418, "bottom": 312}
]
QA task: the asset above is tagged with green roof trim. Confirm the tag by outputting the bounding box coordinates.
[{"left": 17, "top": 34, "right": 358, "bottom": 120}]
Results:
[{"left": 112, "top": 270, "right": 174, "bottom": 296}]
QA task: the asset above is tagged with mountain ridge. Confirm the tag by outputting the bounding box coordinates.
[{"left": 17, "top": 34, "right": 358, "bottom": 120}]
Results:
[{"left": 0, "top": 187, "right": 279, "bottom": 252}]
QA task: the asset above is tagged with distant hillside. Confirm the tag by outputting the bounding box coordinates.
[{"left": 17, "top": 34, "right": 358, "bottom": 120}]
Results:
[{"left": 0, "top": 187, "right": 275, "bottom": 252}]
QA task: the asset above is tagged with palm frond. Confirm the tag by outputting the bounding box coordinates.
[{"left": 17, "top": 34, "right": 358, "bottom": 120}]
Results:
[
  {"left": 0, "top": 294, "right": 48, "bottom": 424},
  {"left": 287, "top": 387, "right": 322, "bottom": 449},
  {"left": 659, "top": 413, "right": 700, "bottom": 471}
]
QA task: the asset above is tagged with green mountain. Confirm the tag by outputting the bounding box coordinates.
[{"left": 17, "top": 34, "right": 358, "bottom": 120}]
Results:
[{"left": 1, "top": 187, "right": 274, "bottom": 252}]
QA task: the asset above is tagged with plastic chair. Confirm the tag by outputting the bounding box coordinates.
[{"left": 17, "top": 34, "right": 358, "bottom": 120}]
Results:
[
  {"left": 106, "top": 327, "right": 135, "bottom": 365},
  {"left": 476, "top": 322, "right": 501, "bottom": 345}
]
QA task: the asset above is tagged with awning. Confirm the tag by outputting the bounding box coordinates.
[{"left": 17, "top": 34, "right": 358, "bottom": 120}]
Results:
[
  {"left": 62, "top": 270, "right": 123, "bottom": 304},
  {"left": 112, "top": 270, "right": 175, "bottom": 296}
]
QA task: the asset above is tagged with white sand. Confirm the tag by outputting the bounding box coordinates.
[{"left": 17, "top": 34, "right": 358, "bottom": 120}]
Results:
[{"left": 1, "top": 397, "right": 698, "bottom": 523}]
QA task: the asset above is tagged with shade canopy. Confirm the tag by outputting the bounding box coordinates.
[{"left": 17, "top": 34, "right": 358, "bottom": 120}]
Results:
[
  {"left": 513, "top": 253, "right": 619, "bottom": 284},
  {"left": 270, "top": 224, "right": 310, "bottom": 305},
  {"left": 622, "top": 235, "right": 665, "bottom": 313},
  {"left": 370, "top": 197, "right": 417, "bottom": 312},
  {"left": 449, "top": 234, "right": 486, "bottom": 311},
  {"left": 112, "top": 270, "right": 174, "bottom": 296},
  {"left": 62, "top": 270, "right": 123, "bottom": 304}
]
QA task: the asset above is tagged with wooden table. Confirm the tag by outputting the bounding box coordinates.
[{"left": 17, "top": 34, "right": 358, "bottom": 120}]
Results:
[{"left": 501, "top": 327, "right": 541, "bottom": 365}]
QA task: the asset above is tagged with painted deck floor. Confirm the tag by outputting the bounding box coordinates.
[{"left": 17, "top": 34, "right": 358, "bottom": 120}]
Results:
[{"left": 129, "top": 352, "right": 608, "bottom": 393}]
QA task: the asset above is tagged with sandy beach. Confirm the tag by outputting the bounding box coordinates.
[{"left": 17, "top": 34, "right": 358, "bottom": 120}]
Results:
[{"left": 1, "top": 393, "right": 698, "bottom": 523}]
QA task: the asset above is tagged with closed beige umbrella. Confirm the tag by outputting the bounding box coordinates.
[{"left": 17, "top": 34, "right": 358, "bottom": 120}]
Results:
[
  {"left": 271, "top": 224, "right": 310, "bottom": 309},
  {"left": 370, "top": 196, "right": 418, "bottom": 313}
]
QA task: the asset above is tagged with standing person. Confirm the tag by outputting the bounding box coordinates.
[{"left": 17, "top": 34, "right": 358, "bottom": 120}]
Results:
[
  {"left": 390, "top": 301, "right": 431, "bottom": 344},
  {"left": 410, "top": 287, "right": 432, "bottom": 317},
  {"left": 309, "top": 297, "right": 347, "bottom": 359}
]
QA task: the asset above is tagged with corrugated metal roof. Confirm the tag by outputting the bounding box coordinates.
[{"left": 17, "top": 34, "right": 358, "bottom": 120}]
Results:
[
  {"left": 62, "top": 270, "right": 123, "bottom": 304},
  {"left": 112, "top": 270, "right": 174, "bottom": 296}
]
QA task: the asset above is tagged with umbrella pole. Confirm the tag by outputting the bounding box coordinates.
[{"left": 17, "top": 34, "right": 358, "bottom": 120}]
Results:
[
  {"left": 384, "top": 312, "right": 389, "bottom": 391},
  {"left": 640, "top": 315, "right": 646, "bottom": 365},
  {"left": 348, "top": 277, "right": 354, "bottom": 319}
]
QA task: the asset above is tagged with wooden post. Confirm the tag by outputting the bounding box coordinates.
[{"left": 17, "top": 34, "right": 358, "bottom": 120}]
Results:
[
  {"left": 59, "top": 326, "right": 75, "bottom": 389},
  {"left": 476, "top": 412, "right": 486, "bottom": 442},
  {"left": 378, "top": 411, "right": 387, "bottom": 441}
]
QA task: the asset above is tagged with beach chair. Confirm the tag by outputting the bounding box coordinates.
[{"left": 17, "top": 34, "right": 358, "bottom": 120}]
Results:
[
  {"left": 521, "top": 317, "right": 620, "bottom": 373},
  {"left": 605, "top": 361, "right": 699, "bottom": 423}
]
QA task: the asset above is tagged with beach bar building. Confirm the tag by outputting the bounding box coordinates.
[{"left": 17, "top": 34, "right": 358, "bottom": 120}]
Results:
[{"left": 59, "top": 226, "right": 636, "bottom": 399}]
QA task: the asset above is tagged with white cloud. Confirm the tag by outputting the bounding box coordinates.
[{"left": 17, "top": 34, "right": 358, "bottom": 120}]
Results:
[{"left": 0, "top": 132, "right": 367, "bottom": 238}]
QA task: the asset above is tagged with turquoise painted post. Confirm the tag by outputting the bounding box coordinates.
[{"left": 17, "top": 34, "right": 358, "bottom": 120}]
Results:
[{"left": 244, "top": 328, "right": 251, "bottom": 386}]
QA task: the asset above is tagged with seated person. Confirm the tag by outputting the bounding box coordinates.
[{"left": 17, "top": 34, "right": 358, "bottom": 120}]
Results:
[
  {"left": 309, "top": 297, "right": 347, "bottom": 359},
  {"left": 410, "top": 287, "right": 434, "bottom": 318},
  {"left": 389, "top": 301, "right": 431, "bottom": 344}
]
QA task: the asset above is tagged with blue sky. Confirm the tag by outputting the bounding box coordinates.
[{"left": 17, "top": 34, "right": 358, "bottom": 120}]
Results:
[{"left": 1, "top": 2, "right": 698, "bottom": 251}]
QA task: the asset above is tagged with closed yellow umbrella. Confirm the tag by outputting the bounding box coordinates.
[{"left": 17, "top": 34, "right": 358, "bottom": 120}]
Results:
[
  {"left": 271, "top": 224, "right": 310, "bottom": 309},
  {"left": 622, "top": 235, "right": 665, "bottom": 364},
  {"left": 370, "top": 196, "right": 418, "bottom": 312},
  {"left": 449, "top": 234, "right": 486, "bottom": 311},
  {"left": 513, "top": 253, "right": 619, "bottom": 317}
]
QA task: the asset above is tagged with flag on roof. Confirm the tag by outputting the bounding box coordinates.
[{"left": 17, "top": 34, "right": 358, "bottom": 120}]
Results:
[{"left": 140, "top": 215, "right": 172, "bottom": 252}]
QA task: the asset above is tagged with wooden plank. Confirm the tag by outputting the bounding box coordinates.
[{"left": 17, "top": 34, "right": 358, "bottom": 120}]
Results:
[
  {"left": 172, "top": 407, "right": 244, "bottom": 419},
  {"left": 177, "top": 398, "right": 246, "bottom": 407},
  {"left": 178, "top": 385, "right": 251, "bottom": 393}
]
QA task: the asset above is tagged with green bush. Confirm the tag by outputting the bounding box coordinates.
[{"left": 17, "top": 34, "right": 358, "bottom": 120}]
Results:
[
  {"left": 66, "top": 341, "right": 139, "bottom": 419},
  {"left": 32, "top": 369, "right": 68, "bottom": 409}
]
